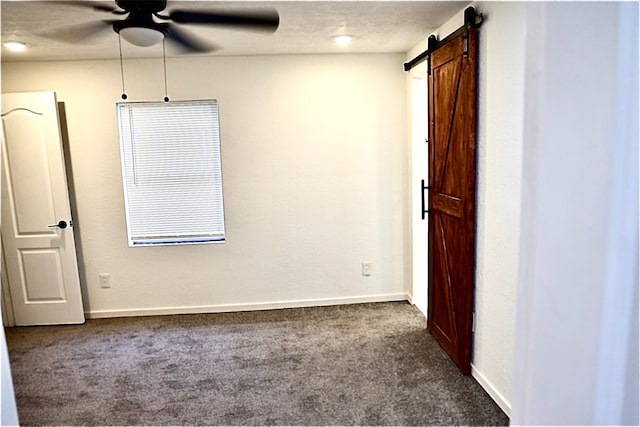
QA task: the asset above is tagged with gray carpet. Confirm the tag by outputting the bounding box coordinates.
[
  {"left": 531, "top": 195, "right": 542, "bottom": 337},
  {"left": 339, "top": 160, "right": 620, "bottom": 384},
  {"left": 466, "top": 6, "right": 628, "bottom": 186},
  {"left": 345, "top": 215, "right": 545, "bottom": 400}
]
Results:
[{"left": 5, "top": 302, "right": 508, "bottom": 426}]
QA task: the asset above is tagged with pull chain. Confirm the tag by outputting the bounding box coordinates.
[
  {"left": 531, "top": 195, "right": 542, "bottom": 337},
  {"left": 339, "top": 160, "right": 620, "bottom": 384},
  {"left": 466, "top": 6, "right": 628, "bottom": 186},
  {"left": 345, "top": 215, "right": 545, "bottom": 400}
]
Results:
[
  {"left": 118, "top": 33, "right": 127, "bottom": 100},
  {"left": 162, "top": 38, "right": 170, "bottom": 102}
]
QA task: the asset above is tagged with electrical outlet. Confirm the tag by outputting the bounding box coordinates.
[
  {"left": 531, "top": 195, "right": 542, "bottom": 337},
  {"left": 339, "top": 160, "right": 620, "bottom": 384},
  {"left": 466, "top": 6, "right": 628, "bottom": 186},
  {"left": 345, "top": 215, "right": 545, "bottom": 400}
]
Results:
[
  {"left": 362, "top": 262, "right": 372, "bottom": 277},
  {"left": 99, "top": 273, "right": 110, "bottom": 288}
]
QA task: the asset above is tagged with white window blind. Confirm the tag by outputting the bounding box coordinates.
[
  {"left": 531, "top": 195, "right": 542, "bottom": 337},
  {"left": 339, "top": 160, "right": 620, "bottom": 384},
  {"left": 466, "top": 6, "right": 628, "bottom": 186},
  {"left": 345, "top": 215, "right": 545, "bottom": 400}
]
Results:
[{"left": 117, "top": 100, "right": 225, "bottom": 246}]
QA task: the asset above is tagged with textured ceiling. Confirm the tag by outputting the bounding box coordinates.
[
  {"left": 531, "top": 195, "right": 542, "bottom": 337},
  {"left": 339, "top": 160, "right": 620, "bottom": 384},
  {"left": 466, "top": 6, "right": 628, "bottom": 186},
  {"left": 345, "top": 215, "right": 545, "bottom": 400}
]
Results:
[{"left": 0, "top": 1, "right": 465, "bottom": 61}]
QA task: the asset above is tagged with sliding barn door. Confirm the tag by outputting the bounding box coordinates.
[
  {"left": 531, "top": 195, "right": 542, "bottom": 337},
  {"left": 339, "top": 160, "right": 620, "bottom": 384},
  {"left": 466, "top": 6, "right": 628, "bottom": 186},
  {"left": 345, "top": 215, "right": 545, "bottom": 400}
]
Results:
[{"left": 427, "top": 28, "right": 478, "bottom": 374}]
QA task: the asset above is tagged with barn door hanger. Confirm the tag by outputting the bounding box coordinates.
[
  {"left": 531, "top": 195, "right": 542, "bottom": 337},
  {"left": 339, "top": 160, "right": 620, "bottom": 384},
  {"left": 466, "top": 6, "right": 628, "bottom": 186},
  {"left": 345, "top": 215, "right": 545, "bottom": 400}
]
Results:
[
  {"left": 462, "top": 6, "right": 483, "bottom": 57},
  {"left": 403, "top": 6, "right": 484, "bottom": 73}
]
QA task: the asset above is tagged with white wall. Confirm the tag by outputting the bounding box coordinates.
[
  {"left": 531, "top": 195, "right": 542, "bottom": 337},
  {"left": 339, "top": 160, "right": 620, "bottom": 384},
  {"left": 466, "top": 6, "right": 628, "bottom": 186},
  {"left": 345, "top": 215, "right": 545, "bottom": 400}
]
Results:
[
  {"left": 470, "top": 2, "right": 524, "bottom": 415},
  {"left": 1, "top": 324, "right": 19, "bottom": 426},
  {"left": 0, "top": 149, "right": 19, "bottom": 426},
  {"left": 1, "top": 53, "right": 408, "bottom": 317},
  {"left": 511, "top": 2, "right": 639, "bottom": 424},
  {"left": 419, "top": 2, "right": 525, "bottom": 415}
]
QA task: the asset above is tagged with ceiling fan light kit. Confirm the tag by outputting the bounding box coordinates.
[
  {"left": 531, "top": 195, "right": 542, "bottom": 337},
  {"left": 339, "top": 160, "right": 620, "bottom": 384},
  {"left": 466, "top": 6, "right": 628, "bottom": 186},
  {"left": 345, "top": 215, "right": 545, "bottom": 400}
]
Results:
[{"left": 119, "top": 27, "right": 165, "bottom": 47}]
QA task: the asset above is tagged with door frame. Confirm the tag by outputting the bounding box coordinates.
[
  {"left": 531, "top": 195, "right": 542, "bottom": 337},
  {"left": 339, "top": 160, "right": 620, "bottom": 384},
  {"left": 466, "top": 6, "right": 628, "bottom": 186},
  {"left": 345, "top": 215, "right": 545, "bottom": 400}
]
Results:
[
  {"left": 409, "top": 66, "right": 430, "bottom": 317},
  {"left": 1, "top": 246, "right": 15, "bottom": 326}
]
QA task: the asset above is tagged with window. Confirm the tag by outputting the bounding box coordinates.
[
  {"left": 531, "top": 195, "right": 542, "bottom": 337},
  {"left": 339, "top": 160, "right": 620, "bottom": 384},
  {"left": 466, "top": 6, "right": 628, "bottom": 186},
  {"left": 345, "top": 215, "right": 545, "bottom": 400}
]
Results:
[{"left": 117, "top": 100, "right": 225, "bottom": 246}]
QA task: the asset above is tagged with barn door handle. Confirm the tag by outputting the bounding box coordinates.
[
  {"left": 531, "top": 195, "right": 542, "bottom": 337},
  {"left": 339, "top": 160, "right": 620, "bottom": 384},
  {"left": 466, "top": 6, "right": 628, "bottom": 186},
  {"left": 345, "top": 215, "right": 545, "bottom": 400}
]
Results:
[
  {"left": 421, "top": 179, "right": 430, "bottom": 220},
  {"left": 48, "top": 220, "right": 68, "bottom": 229}
]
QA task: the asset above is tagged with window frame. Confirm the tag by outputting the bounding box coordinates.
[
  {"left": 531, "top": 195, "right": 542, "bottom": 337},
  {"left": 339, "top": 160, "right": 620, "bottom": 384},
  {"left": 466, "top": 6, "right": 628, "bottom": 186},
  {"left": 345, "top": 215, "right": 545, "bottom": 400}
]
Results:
[{"left": 116, "top": 99, "right": 226, "bottom": 247}]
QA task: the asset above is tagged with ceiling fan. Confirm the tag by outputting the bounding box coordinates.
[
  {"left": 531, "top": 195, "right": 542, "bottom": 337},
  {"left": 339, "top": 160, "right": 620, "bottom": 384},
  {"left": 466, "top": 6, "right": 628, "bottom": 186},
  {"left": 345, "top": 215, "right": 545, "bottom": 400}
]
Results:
[{"left": 53, "top": 0, "right": 280, "bottom": 53}]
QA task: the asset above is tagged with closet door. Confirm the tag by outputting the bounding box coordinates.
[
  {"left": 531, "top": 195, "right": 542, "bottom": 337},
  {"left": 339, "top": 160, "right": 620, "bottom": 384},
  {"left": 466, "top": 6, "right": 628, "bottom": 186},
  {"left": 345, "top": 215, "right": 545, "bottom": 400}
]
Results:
[{"left": 427, "top": 27, "right": 478, "bottom": 374}]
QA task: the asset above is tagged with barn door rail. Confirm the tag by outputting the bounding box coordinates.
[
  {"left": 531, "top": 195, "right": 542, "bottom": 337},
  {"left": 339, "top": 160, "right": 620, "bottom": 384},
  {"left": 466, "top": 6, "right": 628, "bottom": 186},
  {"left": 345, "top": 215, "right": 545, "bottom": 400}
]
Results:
[{"left": 403, "top": 6, "right": 483, "bottom": 72}]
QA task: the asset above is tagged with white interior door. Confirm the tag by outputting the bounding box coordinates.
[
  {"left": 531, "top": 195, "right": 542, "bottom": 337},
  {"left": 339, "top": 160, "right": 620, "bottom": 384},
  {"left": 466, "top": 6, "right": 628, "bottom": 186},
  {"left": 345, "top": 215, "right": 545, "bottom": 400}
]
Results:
[{"left": 1, "top": 91, "right": 84, "bottom": 325}]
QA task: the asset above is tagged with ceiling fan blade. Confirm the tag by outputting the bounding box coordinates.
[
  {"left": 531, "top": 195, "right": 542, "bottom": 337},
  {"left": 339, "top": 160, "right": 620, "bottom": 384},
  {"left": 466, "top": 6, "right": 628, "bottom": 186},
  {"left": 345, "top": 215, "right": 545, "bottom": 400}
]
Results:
[
  {"left": 39, "top": 19, "right": 119, "bottom": 43},
  {"left": 169, "top": 8, "right": 279, "bottom": 33},
  {"left": 52, "top": 1, "right": 122, "bottom": 13},
  {"left": 165, "top": 24, "right": 219, "bottom": 54}
]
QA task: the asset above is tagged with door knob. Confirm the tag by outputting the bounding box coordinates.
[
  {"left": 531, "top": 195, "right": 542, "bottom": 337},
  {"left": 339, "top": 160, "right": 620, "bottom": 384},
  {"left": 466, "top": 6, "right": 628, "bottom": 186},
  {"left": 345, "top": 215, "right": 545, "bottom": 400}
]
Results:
[{"left": 48, "top": 220, "right": 68, "bottom": 229}]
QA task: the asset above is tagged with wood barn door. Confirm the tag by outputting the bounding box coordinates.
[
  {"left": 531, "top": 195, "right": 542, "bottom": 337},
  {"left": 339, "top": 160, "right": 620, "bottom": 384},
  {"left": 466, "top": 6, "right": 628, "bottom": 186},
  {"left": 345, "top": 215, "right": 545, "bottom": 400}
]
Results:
[{"left": 427, "top": 27, "right": 478, "bottom": 374}]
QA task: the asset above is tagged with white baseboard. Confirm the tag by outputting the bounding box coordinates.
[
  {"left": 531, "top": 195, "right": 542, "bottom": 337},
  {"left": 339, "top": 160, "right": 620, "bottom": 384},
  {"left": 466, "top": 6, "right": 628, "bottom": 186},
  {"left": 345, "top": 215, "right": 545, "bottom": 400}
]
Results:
[
  {"left": 85, "top": 293, "right": 410, "bottom": 319},
  {"left": 471, "top": 363, "right": 512, "bottom": 417}
]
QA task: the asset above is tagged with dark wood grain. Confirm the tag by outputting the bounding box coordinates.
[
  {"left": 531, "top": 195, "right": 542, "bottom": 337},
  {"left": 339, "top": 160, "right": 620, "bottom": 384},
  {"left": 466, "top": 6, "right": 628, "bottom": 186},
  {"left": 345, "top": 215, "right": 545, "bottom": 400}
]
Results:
[{"left": 427, "top": 27, "right": 478, "bottom": 375}]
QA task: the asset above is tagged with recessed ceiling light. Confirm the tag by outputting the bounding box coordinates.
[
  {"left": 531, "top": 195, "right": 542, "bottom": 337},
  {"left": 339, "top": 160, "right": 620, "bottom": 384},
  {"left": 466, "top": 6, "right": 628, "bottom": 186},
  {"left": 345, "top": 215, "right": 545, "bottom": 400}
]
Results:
[
  {"left": 332, "top": 35, "right": 353, "bottom": 46},
  {"left": 3, "top": 41, "right": 27, "bottom": 52}
]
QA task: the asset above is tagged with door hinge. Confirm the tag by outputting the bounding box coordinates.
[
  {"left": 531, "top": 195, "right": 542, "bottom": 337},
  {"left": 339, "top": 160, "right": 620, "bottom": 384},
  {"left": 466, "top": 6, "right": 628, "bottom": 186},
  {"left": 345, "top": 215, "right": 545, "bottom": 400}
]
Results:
[{"left": 472, "top": 312, "right": 476, "bottom": 332}]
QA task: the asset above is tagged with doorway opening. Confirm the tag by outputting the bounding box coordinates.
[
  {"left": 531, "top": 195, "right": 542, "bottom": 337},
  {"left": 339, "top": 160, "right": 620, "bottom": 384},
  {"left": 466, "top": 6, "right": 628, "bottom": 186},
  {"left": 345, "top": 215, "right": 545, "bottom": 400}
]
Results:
[{"left": 410, "top": 75, "right": 429, "bottom": 316}]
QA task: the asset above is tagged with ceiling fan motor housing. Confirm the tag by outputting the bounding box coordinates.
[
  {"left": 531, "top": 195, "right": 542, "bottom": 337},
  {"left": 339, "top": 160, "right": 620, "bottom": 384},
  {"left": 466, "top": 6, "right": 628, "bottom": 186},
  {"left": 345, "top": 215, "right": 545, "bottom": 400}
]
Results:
[
  {"left": 116, "top": 0, "right": 167, "bottom": 14},
  {"left": 112, "top": 0, "right": 170, "bottom": 38},
  {"left": 113, "top": 16, "right": 168, "bottom": 35}
]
